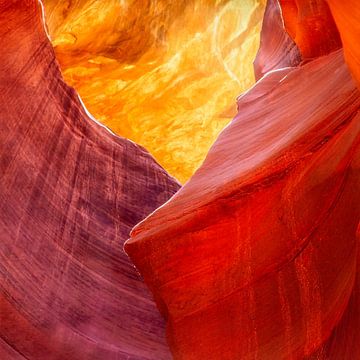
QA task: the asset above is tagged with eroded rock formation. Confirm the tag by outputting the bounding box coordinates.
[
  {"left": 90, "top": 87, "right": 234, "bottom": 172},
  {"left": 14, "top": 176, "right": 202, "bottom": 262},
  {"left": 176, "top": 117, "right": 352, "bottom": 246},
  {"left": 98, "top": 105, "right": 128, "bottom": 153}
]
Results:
[
  {"left": 253, "top": 0, "right": 301, "bottom": 80},
  {"left": 278, "top": 0, "right": 341, "bottom": 58},
  {"left": 126, "top": 48, "right": 360, "bottom": 360},
  {"left": 2, "top": 0, "right": 360, "bottom": 359},
  {"left": 43, "top": 0, "right": 266, "bottom": 182},
  {"left": 327, "top": 0, "right": 360, "bottom": 87},
  {"left": 0, "top": 1, "right": 179, "bottom": 359}
]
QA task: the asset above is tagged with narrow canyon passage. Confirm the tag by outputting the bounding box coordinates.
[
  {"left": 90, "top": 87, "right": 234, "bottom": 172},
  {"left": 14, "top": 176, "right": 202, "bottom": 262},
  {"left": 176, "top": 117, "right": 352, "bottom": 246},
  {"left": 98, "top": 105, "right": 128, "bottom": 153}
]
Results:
[{"left": 0, "top": 1, "right": 359, "bottom": 359}]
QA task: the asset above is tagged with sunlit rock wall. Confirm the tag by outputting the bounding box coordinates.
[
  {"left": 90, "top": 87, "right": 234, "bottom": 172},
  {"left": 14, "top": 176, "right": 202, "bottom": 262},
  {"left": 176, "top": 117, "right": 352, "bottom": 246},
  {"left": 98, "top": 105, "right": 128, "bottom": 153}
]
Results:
[{"left": 43, "top": 0, "right": 266, "bottom": 183}]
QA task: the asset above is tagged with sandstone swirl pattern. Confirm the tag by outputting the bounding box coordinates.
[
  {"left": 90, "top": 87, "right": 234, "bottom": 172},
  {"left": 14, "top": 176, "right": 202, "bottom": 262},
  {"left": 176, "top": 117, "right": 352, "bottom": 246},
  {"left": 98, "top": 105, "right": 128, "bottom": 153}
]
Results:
[
  {"left": 253, "top": 0, "right": 301, "bottom": 80},
  {"left": 1, "top": 1, "right": 360, "bottom": 359}
]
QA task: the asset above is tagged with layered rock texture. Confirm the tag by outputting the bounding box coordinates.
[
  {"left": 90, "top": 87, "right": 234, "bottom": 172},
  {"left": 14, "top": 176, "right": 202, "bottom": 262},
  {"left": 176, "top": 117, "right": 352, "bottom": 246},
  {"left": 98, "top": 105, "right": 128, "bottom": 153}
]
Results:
[
  {"left": 253, "top": 0, "right": 301, "bottom": 80},
  {"left": 0, "top": 1, "right": 179, "bottom": 359},
  {"left": 43, "top": 0, "right": 266, "bottom": 182},
  {"left": 1, "top": 0, "right": 360, "bottom": 359},
  {"left": 126, "top": 2, "right": 360, "bottom": 360}
]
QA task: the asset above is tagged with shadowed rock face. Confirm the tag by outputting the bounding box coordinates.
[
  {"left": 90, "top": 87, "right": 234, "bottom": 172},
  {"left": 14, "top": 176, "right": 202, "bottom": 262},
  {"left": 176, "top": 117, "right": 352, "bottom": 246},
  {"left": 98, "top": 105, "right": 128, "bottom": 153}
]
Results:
[
  {"left": 0, "top": 1, "right": 179, "bottom": 359},
  {"left": 126, "top": 48, "right": 360, "bottom": 359},
  {"left": 254, "top": 0, "right": 302, "bottom": 80}
]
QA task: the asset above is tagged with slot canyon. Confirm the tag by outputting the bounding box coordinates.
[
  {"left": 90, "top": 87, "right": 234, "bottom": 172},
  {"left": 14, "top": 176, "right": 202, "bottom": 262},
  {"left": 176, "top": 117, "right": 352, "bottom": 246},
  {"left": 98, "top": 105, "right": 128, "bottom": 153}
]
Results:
[{"left": 0, "top": 1, "right": 359, "bottom": 359}]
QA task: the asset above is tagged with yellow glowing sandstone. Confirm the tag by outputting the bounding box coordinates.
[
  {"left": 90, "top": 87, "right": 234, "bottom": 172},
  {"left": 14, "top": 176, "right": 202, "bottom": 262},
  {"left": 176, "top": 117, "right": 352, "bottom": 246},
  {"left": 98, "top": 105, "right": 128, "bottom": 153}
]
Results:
[{"left": 44, "top": 0, "right": 265, "bottom": 183}]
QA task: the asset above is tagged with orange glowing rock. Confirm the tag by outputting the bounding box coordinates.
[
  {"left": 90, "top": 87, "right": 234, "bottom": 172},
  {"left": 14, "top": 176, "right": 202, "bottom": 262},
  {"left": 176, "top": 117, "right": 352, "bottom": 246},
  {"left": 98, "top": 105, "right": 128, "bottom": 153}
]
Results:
[
  {"left": 43, "top": 0, "right": 266, "bottom": 183},
  {"left": 327, "top": 1, "right": 360, "bottom": 87},
  {"left": 279, "top": 0, "right": 341, "bottom": 59},
  {"left": 126, "top": 49, "right": 360, "bottom": 359}
]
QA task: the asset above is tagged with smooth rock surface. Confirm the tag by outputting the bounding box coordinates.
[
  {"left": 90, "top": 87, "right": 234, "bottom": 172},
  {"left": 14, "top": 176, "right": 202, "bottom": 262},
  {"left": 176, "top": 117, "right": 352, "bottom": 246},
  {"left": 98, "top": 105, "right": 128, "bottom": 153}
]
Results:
[
  {"left": 126, "top": 49, "right": 360, "bottom": 359},
  {"left": 327, "top": 0, "right": 360, "bottom": 87},
  {"left": 0, "top": 1, "right": 179, "bottom": 359},
  {"left": 279, "top": 0, "right": 341, "bottom": 59}
]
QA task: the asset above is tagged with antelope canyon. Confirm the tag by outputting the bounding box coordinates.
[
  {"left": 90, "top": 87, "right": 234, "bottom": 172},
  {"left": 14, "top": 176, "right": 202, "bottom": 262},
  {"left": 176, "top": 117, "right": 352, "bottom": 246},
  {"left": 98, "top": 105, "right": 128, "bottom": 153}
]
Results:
[{"left": 1, "top": 0, "right": 360, "bottom": 360}]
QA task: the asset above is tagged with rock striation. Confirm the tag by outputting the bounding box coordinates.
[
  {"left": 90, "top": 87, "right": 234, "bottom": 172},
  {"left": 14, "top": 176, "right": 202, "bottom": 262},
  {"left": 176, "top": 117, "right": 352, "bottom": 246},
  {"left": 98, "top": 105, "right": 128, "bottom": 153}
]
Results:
[
  {"left": 0, "top": 1, "right": 179, "bottom": 359},
  {"left": 2, "top": 0, "right": 360, "bottom": 359},
  {"left": 253, "top": 0, "right": 301, "bottom": 80}
]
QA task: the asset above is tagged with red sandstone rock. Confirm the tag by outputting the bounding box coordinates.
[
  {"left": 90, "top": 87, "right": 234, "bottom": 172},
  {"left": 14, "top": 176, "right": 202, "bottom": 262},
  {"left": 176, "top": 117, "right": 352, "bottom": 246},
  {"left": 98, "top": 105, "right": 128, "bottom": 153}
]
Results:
[
  {"left": 0, "top": 1, "right": 179, "bottom": 359},
  {"left": 254, "top": 0, "right": 301, "bottom": 80},
  {"left": 279, "top": 0, "right": 341, "bottom": 59},
  {"left": 327, "top": 1, "right": 360, "bottom": 87},
  {"left": 126, "top": 49, "right": 360, "bottom": 359}
]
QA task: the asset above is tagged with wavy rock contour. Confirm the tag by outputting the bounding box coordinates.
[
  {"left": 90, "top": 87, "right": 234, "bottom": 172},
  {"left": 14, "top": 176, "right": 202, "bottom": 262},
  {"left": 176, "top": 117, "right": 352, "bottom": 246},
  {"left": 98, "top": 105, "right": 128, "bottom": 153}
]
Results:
[
  {"left": 0, "top": 1, "right": 179, "bottom": 359},
  {"left": 126, "top": 48, "right": 360, "bottom": 359},
  {"left": 253, "top": 0, "right": 301, "bottom": 80}
]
